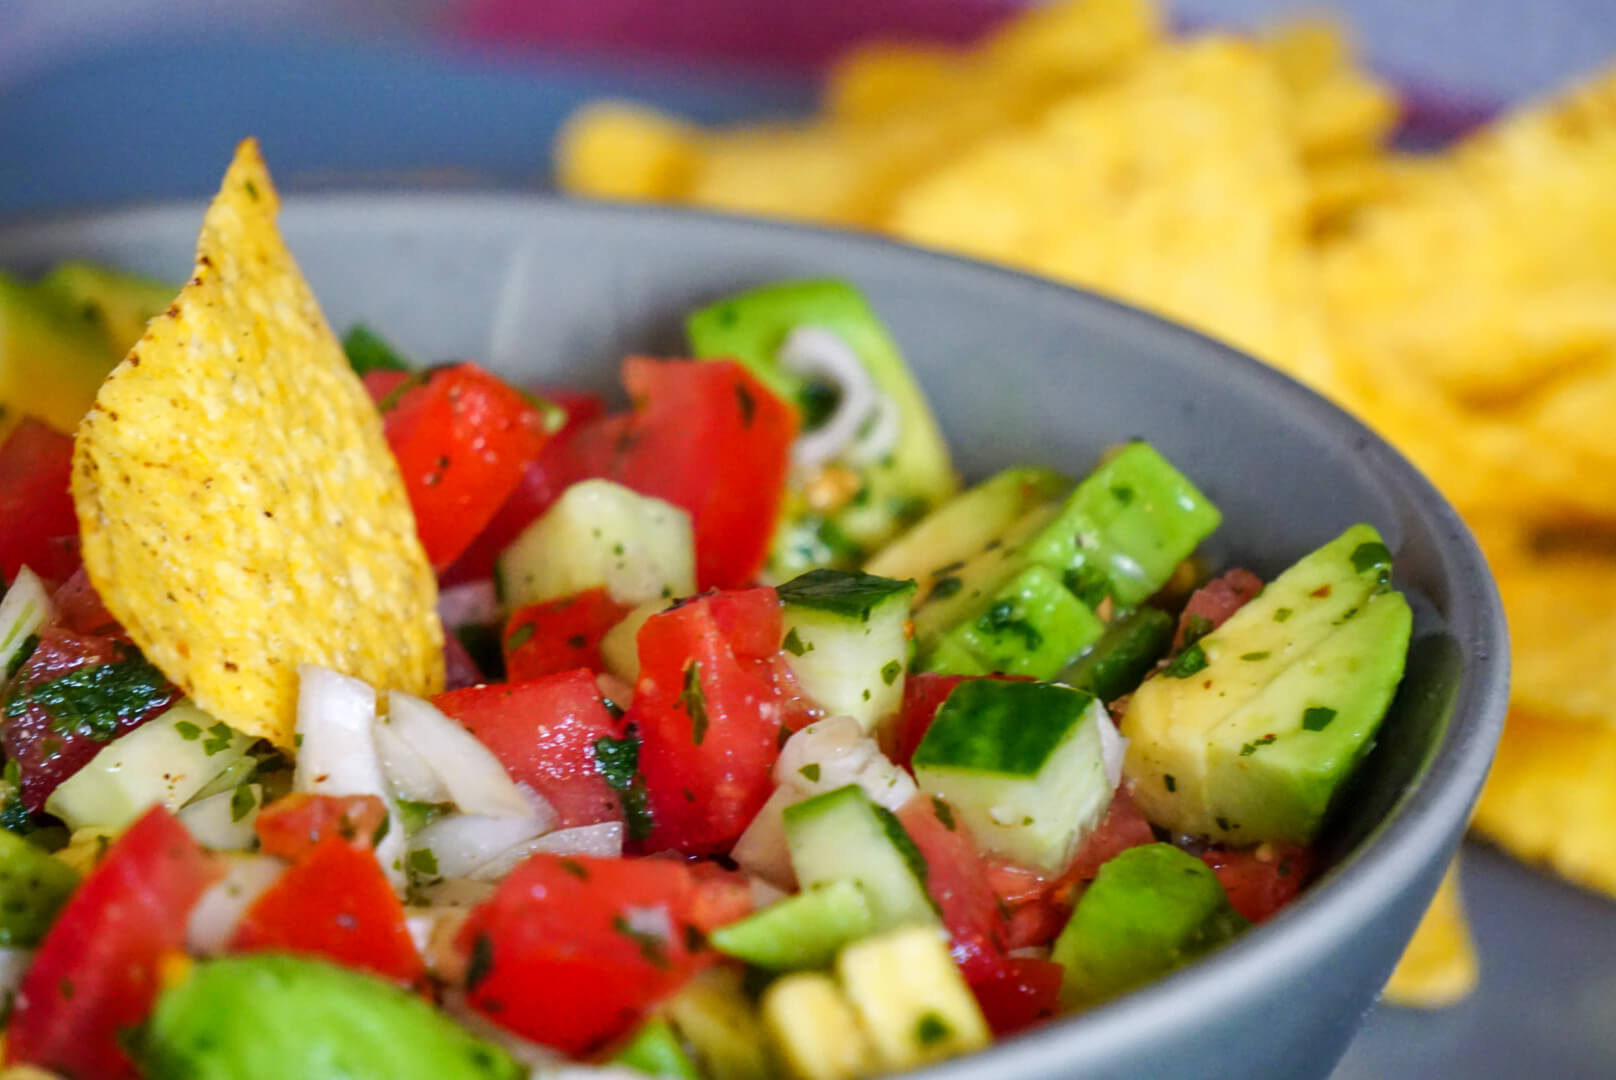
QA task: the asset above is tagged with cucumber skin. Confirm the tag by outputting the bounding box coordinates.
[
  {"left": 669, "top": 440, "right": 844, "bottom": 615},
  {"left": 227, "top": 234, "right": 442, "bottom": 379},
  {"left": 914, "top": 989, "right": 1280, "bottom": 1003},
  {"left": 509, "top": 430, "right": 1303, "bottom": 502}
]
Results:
[{"left": 1059, "top": 607, "right": 1175, "bottom": 702}]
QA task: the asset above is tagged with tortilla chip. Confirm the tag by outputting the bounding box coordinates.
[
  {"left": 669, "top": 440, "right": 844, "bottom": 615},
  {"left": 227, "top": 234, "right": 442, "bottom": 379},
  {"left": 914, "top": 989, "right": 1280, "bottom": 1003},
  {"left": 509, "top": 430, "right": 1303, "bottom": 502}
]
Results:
[
  {"left": 1474, "top": 711, "right": 1616, "bottom": 898},
  {"left": 1259, "top": 19, "right": 1398, "bottom": 160},
  {"left": 1383, "top": 861, "right": 1479, "bottom": 1008},
  {"left": 71, "top": 139, "right": 443, "bottom": 748},
  {"left": 553, "top": 102, "right": 700, "bottom": 203}
]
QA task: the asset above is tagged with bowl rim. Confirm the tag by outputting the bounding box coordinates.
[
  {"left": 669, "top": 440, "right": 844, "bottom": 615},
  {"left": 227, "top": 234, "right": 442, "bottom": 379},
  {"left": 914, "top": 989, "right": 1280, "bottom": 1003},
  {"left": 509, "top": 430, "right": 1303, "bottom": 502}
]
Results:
[{"left": 0, "top": 192, "right": 1511, "bottom": 1076}]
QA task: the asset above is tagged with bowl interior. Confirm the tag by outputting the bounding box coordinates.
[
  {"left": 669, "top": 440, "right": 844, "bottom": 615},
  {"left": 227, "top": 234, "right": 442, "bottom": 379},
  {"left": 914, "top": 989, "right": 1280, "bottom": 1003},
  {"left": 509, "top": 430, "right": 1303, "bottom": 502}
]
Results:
[{"left": 0, "top": 196, "right": 1508, "bottom": 1078}]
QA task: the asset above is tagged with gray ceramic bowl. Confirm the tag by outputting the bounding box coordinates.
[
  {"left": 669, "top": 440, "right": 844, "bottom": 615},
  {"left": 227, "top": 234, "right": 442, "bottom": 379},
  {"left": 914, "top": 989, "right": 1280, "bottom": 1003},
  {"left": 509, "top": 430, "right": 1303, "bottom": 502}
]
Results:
[{"left": 0, "top": 197, "right": 1507, "bottom": 1080}]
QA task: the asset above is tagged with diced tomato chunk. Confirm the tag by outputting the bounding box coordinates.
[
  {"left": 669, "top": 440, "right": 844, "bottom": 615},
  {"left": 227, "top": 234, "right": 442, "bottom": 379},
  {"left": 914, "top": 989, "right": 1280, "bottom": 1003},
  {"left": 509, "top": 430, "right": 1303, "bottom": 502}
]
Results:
[
  {"left": 503, "top": 589, "right": 631, "bottom": 682},
  {"left": 1198, "top": 843, "right": 1314, "bottom": 924},
  {"left": 0, "top": 629, "right": 179, "bottom": 810},
  {"left": 5, "top": 807, "right": 218, "bottom": 1079},
  {"left": 50, "top": 568, "right": 123, "bottom": 638},
  {"left": 896, "top": 795, "right": 1009, "bottom": 984},
  {"left": 629, "top": 589, "right": 786, "bottom": 854},
  {"left": 378, "top": 363, "right": 554, "bottom": 571},
  {"left": 455, "top": 854, "right": 726, "bottom": 1054},
  {"left": 0, "top": 418, "right": 80, "bottom": 587},
  {"left": 559, "top": 359, "right": 796, "bottom": 589},
  {"left": 1173, "top": 567, "right": 1264, "bottom": 649},
  {"left": 1062, "top": 785, "right": 1158, "bottom": 887},
  {"left": 253, "top": 793, "right": 390, "bottom": 862},
  {"left": 361, "top": 368, "right": 413, "bottom": 406},
  {"left": 434, "top": 670, "right": 625, "bottom": 828},
  {"left": 971, "top": 956, "right": 1063, "bottom": 1038},
  {"left": 231, "top": 837, "right": 423, "bottom": 985},
  {"left": 440, "top": 387, "right": 608, "bottom": 586}
]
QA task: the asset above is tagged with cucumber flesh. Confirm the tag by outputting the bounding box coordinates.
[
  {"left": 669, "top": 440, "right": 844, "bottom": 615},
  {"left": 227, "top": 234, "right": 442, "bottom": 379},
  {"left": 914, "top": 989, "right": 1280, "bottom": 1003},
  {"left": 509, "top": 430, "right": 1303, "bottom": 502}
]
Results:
[
  {"left": 709, "top": 879, "right": 876, "bottom": 971},
  {"left": 776, "top": 569, "right": 915, "bottom": 734},
  {"left": 783, "top": 785, "right": 937, "bottom": 933}
]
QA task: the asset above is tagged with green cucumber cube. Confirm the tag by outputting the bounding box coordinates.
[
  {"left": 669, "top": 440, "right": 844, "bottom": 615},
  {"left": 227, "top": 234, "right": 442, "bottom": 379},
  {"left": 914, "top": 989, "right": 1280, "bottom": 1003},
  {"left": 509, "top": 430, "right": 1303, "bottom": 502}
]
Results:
[
  {"left": 1057, "top": 606, "right": 1176, "bottom": 702},
  {"left": 613, "top": 1018, "right": 702, "bottom": 1079},
  {"left": 912, "top": 679, "right": 1113, "bottom": 871},
  {"left": 782, "top": 785, "right": 937, "bottom": 932},
  {"left": 776, "top": 569, "right": 916, "bottom": 734},
  {"left": 709, "top": 879, "right": 876, "bottom": 971}
]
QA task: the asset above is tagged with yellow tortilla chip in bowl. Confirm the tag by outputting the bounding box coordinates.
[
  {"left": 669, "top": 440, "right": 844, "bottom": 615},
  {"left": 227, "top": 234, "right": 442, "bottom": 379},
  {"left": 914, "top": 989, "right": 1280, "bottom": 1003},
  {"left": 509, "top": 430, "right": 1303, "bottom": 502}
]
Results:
[{"left": 71, "top": 139, "right": 443, "bottom": 749}]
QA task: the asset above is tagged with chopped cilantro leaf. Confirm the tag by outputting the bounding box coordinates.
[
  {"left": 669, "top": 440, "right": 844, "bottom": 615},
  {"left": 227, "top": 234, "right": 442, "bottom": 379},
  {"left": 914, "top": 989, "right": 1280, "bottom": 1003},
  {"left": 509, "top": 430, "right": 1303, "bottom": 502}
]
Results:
[{"left": 680, "top": 662, "right": 709, "bottom": 745}]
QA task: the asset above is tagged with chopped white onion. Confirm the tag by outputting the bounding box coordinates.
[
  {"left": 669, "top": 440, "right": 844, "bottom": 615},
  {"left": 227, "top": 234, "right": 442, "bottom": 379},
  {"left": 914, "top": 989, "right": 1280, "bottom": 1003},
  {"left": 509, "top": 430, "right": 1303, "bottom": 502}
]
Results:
[
  {"left": 187, "top": 855, "right": 287, "bottom": 955},
  {"left": 387, "top": 691, "right": 533, "bottom": 820},
  {"left": 409, "top": 810, "right": 555, "bottom": 881},
  {"left": 294, "top": 665, "right": 404, "bottom": 890},
  {"left": 749, "top": 876, "right": 788, "bottom": 909},
  {"left": 841, "top": 392, "right": 902, "bottom": 468},
  {"left": 466, "top": 822, "right": 624, "bottom": 883},
  {"left": 779, "top": 326, "right": 884, "bottom": 471},
  {"left": 177, "top": 784, "right": 261, "bottom": 851},
  {"left": 0, "top": 947, "right": 33, "bottom": 1001},
  {"left": 374, "top": 722, "right": 451, "bottom": 804},
  {"left": 621, "top": 903, "right": 674, "bottom": 943},
  {"left": 437, "top": 580, "right": 501, "bottom": 630},
  {"left": 730, "top": 786, "right": 799, "bottom": 890},
  {"left": 775, "top": 715, "right": 916, "bottom": 811},
  {"left": 1094, "top": 705, "right": 1128, "bottom": 790},
  {"left": 0, "top": 566, "right": 54, "bottom": 683}
]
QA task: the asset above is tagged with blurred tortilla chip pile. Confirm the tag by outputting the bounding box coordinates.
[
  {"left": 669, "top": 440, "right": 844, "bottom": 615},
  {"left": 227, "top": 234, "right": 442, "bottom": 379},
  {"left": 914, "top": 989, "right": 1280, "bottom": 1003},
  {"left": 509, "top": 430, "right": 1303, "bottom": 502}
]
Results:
[
  {"left": 556, "top": 0, "right": 1616, "bottom": 1005},
  {"left": 71, "top": 139, "right": 444, "bottom": 750}
]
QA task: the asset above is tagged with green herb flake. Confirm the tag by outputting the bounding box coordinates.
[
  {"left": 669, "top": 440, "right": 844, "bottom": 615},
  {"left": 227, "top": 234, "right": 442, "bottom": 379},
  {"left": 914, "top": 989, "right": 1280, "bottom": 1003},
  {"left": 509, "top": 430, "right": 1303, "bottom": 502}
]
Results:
[
  {"left": 1302, "top": 706, "right": 1338, "bottom": 732},
  {"left": 341, "top": 324, "right": 412, "bottom": 376},
  {"left": 505, "top": 622, "right": 535, "bottom": 651},
  {"left": 1215, "top": 816, "right": 1232, "bottom": 832},
  {"left": 173, "top": 720, "right": 202, "bottom": 741},
  {"left": 798, "top": 763, "right": 821, "bottom": 783},
  {"left": 1163, "top": 644, "right": 1208, "bottom": 679},
  {"left": 229, "top": 783, "right": 257, "bottom": 822},
  {"left": 680, "top": 662, "right": 709, "bottom": 745},
  {"left": 1164, "top": 774, "right": 1177, "bottom": 793},
  {"left": 566, "top": 633, "right": 588, "bottom": 650},
  {"left": 1273, "top": 607, "right": 1293, "bottom": 623},
  {"left": 559, "top": 858, "right": 590, "bottom": 880},
  {"left": 407, "top": 848, "right": 440, "bottom": 877},
  {"left": 735, "top": 381, "right": 757, "bottom": 427},
  {"left": 1110, "top": 484, "right": 1135, "bottom": 506},
  {"left": 1349, "top": 540, "right": 1394, "bottom": 584},
  {"left": 5, "top": 634, "right": 37, "bottom": 681},
  {"left": 977, "top": 600, "right": 1043, "bottom": 651},
  {"left": 1239, "top": 734, "right": 1277, "bottom": 757},
  {"left": 880, "top": 659, "right": 903, "bottom": 686},
  {"left": 915, "top": 1012, "right": 952, "bottom": 1047},
  {"left": 594, "top": 729, "right": 654, "bottom": 843},
  {"left": 201, "top": 722, "right": 236, "bottom": 756},
  {"left": 7, "top": 652, "right": 175, "bottom": 743},
  {"left": 782, "top": 627, "right": 812, "bottom": 657},
  {"left": 465, "top": 933, "right": 496, "bottom": 992},
  {"left": 371, "top": 813, "right": 392, "bottom": 847},
  {"left": 1239, "top": 651, "right": 1270, "bottom": 662},
  {"left": 927, "top": 576, "right": 963, "bottom": 603},
  {"left": 1179, "top": 613, "right": 1214, "bottom": 648},
  {"left": 612, "top": 914, "right": 672, "bottom": 970},
  {"left": 931, "top": 796, "right": 956, "bottom": 832}
]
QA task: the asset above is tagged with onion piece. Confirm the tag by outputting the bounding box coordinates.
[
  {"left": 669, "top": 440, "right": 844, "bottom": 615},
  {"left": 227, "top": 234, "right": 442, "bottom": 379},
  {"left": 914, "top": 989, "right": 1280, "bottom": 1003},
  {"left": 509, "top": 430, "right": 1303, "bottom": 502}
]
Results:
[
  {"left": 187, "top": 854, "right": 287, "bottom": 954},
  {"left": 466, "top": 822, "right": 624, "bottom": 883},
  {"left": 778, "top": 326, "right": 879, "bottom": 471},
  {"left": 387, "top": 691, "right": 532, "bottom": 820},
  {"left": 1094, "top": 705, "right": 1128, "bottom": 790},
  {"left": 437, "top": 580, "right": 501, "bottom": 631},
  {"left": 409, "top": 810, "right": 554, "bottom": 881},
  {"left": 177, "top": 783, "right": 261, "bottom": 851},
  {"left": 0, "top": 946, "right": 33, "bottom": 1001},
  {"left": 0, "top": 567, "right": 53, "bottom": 683},
  {"left": 730, "top": 787, "right": 799, "bottom": 890},
  {"left": 294, "top": 665, "right": 404, "bottom": 890},
  {"left": 775, "top": 715, "right": 915, "bottom": 811},
  {"left": 374, "top": 722, "right": 451, "bottom": 805}
]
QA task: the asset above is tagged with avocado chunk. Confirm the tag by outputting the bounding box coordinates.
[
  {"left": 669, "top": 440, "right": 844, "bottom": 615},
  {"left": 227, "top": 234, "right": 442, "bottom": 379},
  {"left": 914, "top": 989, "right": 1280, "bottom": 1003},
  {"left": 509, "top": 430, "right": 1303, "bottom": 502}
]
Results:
[
  {"left": 1052, "top": 842, "right": 1248, "bottom": 1008},
  {"left": 1058, "top": 606, "right": 1176, "bottom": 702},
  {"left": 912, "top": 679, "right": 1114, "bottom": 871},
  {"left": 836, "top": 924, "right": 990, "bottom": 1071},
  {"left": 613, "top": 1017, "right": 703, "bottom": 1079},
  {"left": 0, "top": 271, "right": 120, "bottom": 440},
  {"left": 36, "top": 261, "right": 175, "bottom": 358},
  {"left": 710, "top": 879, "right": 877, "bottom": 971},
  {"left": 0, "top": 828, "right": 79, "bottom": 946},
  {"left": 1122, "top": 524, "right": 1412, "bottom": 844},
  {"left": 761, "top": 972, "right": 876, "bottom": 1080},
  {"left": 923, "top": 564, "right": 1106, "bottom": 678},
  {"left": 776, "top": 569, "right": 915, "bottom": 734},
  {"left": 864, "top": 466, "right": 1069, "bottom": 582},
  {"left": 686, "top": 279, "right": 956, "bottom": 578},
  {"left": 132, "top": 953, "right": 522, "bottom": 1080}
]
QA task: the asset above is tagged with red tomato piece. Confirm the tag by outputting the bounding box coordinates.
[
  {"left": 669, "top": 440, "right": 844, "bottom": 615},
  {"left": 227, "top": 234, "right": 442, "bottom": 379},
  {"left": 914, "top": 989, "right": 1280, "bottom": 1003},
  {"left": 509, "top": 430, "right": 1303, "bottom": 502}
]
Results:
[
  {"left": 442, "top": 629, "right": 485, "bottom": 690},
  {"left": 971, "top": 956, "right": 1063, "bottom": 1038},
  {"left": 629, "top": 588, "right": 787, "bottom": 854},
  {"left": 896, "top": 796, "right": 1010, "bottom": 984},
  {"left": 50, "top": 568, "right": 123, "bottom": 639},
  {"left": 361, "top": 368, "right": 413, "bottom": 406},
  {"left": 231, "top": 837, "right": 423, "bottom": 985},
  {"left": 378, "top": 363, "right": 554, "bottom": 571},
  {"left": 0, "top": 629, "right": 179, "bottom": 810},
  {"left": 1061, "top": 785, "right": 1158, "bottom": 887},
  {"left": 0, "top": 418, "right": 80, "bottom": 587},
  {"left": 560, "top": 359, "right": 796, "bottom": 589},
  {"left": 6, "top": 806, "right": 218, "bottom": 1079},
  {"left": 440, "top": 387, "right": 608, "bottom": 586},
  {"left": 434, "top": 670, "right": 625, "bottom": 828},
  {"left": 1198, "top": 843, "right": 1314, "bottom": 924},
  {"left": 455, "top": 854, "right": 723, "bottom": 1054},
  {"left": 253, "top": 792, "right": 390, "bottom": 862},
  {"left": 1173, "top": 567, "right": 1264, "bottom": 650},
  {"left": 503, "top": 589, "right": 631, "bottom": 682}
]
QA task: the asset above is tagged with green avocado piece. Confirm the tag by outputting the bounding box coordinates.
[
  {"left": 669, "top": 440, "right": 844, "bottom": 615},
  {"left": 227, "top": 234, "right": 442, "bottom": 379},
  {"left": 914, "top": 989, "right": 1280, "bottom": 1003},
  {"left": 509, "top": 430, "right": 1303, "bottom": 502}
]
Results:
[
  {"left": 686, "top": 279, "right": 957, "bottom": 576},
  {"left": 132, "top": 953, "right": 522, "bottom": 1080},
  {"left": 1051, "top": 843, "right": 1248, "bottom": 1009},
  {"left": 1058, "top": 606, "right": 1176, "bottom": 702},
  {"left": 36, "top": 261, "right": 175, "bottom": 358},
  {"left": 1122, "top": 524, "right": 1411, "bottom": 844},
  {"left": 709, "top": 879, "right": 877, "bottom": 971},
  {"left": 0, "top": 271, "right": 119, "bottom": 439},
  {"left": 659, "top": 967, "right": 776, "bottom": 1080},
  {"left": 0, "top": 828, "right": 79, "bottom": 946},
  {"left": 613, "top": 1017, "right": 703, "bottom": 1079}
]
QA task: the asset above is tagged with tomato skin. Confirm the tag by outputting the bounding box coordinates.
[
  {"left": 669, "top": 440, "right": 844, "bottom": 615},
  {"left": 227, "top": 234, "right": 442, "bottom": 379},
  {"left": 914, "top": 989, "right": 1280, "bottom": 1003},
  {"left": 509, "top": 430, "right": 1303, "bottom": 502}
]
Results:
[
  {"left": 1198, "top": 843, "right": 1314, "bottom": 924},
  {"left": 378, "top": 363, "right": 554, "bottom": 571},
  {"left": 0, "top": 418, "right": 80, "bottom": 587},
  {"left": 6, "top": 806, "right": 218, "bottom": 1079},
  {"left": 629, "top": 589, "right": 786, "bottom": 854},
  {"left": 231, "top": 837, "right": 423, "bottom": 985},
  {"left": 896, "top": 796, "right": 1009, "bottom": 984},
  {"left": 50, "top": 568, "right": 123, "bottom": 639},
  {"left": 455, "top": 854, "right": 724, "bottom": 1055},
  {"left": 503, "top": 589, "right": 631, "bottom": 682},
  {"left": 434, "top": 670, "right": 625, "bottom": 828},
  {"left": 971, "top": 956, "right": 1063, "bottom": 1038},
  {"left": 253, "top": 793, "right": 390, "bottom": 862},
  {"left": 1062, "top": 785, "right": 1157, "bottom": 887},
  {"left": 0, "top": 629, "right": 180, "bottom": 811},
  {"left": 441, "top": 387, "right": 608, "bottom": 587},
  {"left": 561, "top": 359, "right": 796, "bottom": 589},
  {"left": 1174, "top": 567, "right": 1264, "bottom": 650}
]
